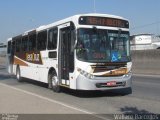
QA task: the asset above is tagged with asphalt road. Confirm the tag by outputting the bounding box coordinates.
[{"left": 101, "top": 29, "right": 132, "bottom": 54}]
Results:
[{"left": 0, "top": 67, "right": 160, "bottom": 120}]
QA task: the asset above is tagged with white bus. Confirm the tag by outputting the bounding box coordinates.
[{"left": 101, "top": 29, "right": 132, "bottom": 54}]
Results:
[{"left": 7, "top": 13, "right": 132, "bottom": 93}]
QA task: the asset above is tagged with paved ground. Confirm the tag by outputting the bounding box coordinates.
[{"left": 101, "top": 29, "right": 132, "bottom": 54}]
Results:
[{"left": 0, "top": 66, "right": 160, "bottom": 120}]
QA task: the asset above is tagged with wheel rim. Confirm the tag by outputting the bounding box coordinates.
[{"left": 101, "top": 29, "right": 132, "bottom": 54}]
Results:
[
  {"left": 17, "top": 70, "right": 20, "bottom": 80},
  {"left": 52, "top": 76, "right": 58, "bottom": 87}
]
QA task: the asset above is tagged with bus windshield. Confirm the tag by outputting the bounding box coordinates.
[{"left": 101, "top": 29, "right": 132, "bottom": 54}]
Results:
[{"left": 76, "top": 28, "right": 131, "bottom": 63}]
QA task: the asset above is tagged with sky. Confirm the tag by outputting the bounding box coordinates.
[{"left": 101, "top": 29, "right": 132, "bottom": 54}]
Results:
[{"left": 0, "top": 0, "right": 160, "bottom": 43}]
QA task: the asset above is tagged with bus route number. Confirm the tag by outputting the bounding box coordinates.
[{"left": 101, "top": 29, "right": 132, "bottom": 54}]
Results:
[{"left": 93, "top": 53, "right": 105, "bottom": 59}]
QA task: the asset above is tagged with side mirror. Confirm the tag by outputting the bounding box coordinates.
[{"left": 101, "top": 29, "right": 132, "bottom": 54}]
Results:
[
  {"left": 74, "top": 41, "right": 77, "bottom": 49},
  {"left": 70, "top": 29, "right": 76, "bottom": 52}
]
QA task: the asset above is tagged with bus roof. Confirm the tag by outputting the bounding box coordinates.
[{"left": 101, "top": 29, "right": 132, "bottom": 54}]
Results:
[
  {"left": 7, "top": 38, "right": 12, "bottom": 42},
  {"left": 8, "top": 13, "right": 128, "bottom": 41},
  {"left": 36, "top": 13, "right": 128, "bottom": 31}
]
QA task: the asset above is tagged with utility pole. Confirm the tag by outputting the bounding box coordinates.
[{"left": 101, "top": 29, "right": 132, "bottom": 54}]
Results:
[
  {"left": 93, "top": 0, "right": 96, "bottom": 13},
  {"left": 156, "top": 18, "right": 159, "bottom": 36}
]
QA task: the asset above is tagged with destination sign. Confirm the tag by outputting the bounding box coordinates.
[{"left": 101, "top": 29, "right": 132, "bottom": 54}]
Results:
[{"left": 79, "top": 16, "right": 129, "bottom": 28}]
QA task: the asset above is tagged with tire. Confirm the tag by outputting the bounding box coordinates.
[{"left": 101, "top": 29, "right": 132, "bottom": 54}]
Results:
[
  {"left": 48, "top": 71, "right": 61, "bottom": 93},
  {"left": 16, "top": 66, "right": 23, "bottom": 82}
]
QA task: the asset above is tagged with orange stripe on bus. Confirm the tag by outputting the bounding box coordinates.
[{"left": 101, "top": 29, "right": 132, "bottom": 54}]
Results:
[
  {"left": 102, "top": 68, "right": 128, "bottom": 77},
  {"left": 14, "top": 57, "right": 28, "bottom": 66}
]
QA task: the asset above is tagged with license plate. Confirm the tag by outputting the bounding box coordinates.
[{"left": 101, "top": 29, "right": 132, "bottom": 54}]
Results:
[{"left": 106, "top": 81, "right": 117, "bottom": 86}]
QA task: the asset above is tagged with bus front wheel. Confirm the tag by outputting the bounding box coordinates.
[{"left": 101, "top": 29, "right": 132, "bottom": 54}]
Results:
[{"left": 49, "top": 71, "right": 61, "bottom": 93}]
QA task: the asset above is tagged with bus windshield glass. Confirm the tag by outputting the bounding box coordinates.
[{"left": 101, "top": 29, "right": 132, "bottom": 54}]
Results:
[{"left": 76, "top": 28, "right": 131, "bottom": 63}]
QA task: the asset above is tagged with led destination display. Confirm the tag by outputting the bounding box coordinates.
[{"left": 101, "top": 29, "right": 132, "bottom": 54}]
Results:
[{"left": 79, "top": 16, "right": 129, "bottom": 28}]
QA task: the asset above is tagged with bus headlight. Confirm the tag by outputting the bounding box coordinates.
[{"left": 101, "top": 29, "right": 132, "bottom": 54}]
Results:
[
  {"left": 77, "top": 68, "right": 94, "bottom": 79},
  {"left": 123, "top": 71, "right": 132, "bottom": 78}
]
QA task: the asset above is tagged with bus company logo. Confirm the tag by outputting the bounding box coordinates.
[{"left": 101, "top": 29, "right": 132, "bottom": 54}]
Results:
[{"left": 26, "top": 53, "right": 40, "bottom": 62}]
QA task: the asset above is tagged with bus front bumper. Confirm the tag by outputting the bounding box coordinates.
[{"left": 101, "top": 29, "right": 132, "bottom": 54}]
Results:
[{"left": 76, "top": 73, "right": 132, "bottom": 90}]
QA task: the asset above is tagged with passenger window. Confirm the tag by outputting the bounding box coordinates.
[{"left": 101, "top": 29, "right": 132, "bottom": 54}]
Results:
[
  {"left": 37, "top": 31, "right": 47, "bottom": 50},
  {"left": 7, "top": 41, "right": 11, "bottom": 54},
  {"left": 28, "top": 33, "right": 36, "bottom": 51},
  {"left": 21, "top": 36, "right": 28, "bottom": 52},
  {"left": 48, "top": 28, "right": 58, "bottom": 50},
  {"left": 12, "top": 41, "right": 16, "bottom": 53},
  {"left": 16, "top": 37, "right": 21, "bottom": 53}
]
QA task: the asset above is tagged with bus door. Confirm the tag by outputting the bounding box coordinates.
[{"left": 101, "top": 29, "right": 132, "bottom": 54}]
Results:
[{"left": 58, "top": 23, "right": 75, "bottom": 86}]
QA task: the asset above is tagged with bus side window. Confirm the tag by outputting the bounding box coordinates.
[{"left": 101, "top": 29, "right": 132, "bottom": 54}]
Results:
[
  {"left": 7, "top": 41, "right": 11, "bottom": 54},
  {"left": 37, "top": 31, "right": 47, "bottom": 51},
  {"left": 16, "top": 37, "right": 21, "bottom": 53},
  {"left": 28, "top": 33, "right": 36, "bottom": 51},
  {"left": 48, "top": 28, "right": 58, "bottom": 50},
  {"left": 12, "top": 41, "right": 16, "bottom": 53},
  {"left": 22, "top": 36, "right": 28, "bottom": 52}
]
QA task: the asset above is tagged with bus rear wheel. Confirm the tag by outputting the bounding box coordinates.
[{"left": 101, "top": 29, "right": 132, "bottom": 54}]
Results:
[
  {"left": 49, "top": 71, "right": 61, "bottom": 93},
  {"left": 16, "top": 66, "right": 23, "bottom": 82}
]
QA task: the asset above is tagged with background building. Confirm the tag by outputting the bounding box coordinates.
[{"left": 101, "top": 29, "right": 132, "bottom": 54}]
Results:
[
  {"left": 130, "top": 34, "right": 160, "bottom": 50},
  {"left": 0, "top": 43, "right": 7, "bottom": 57}
]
